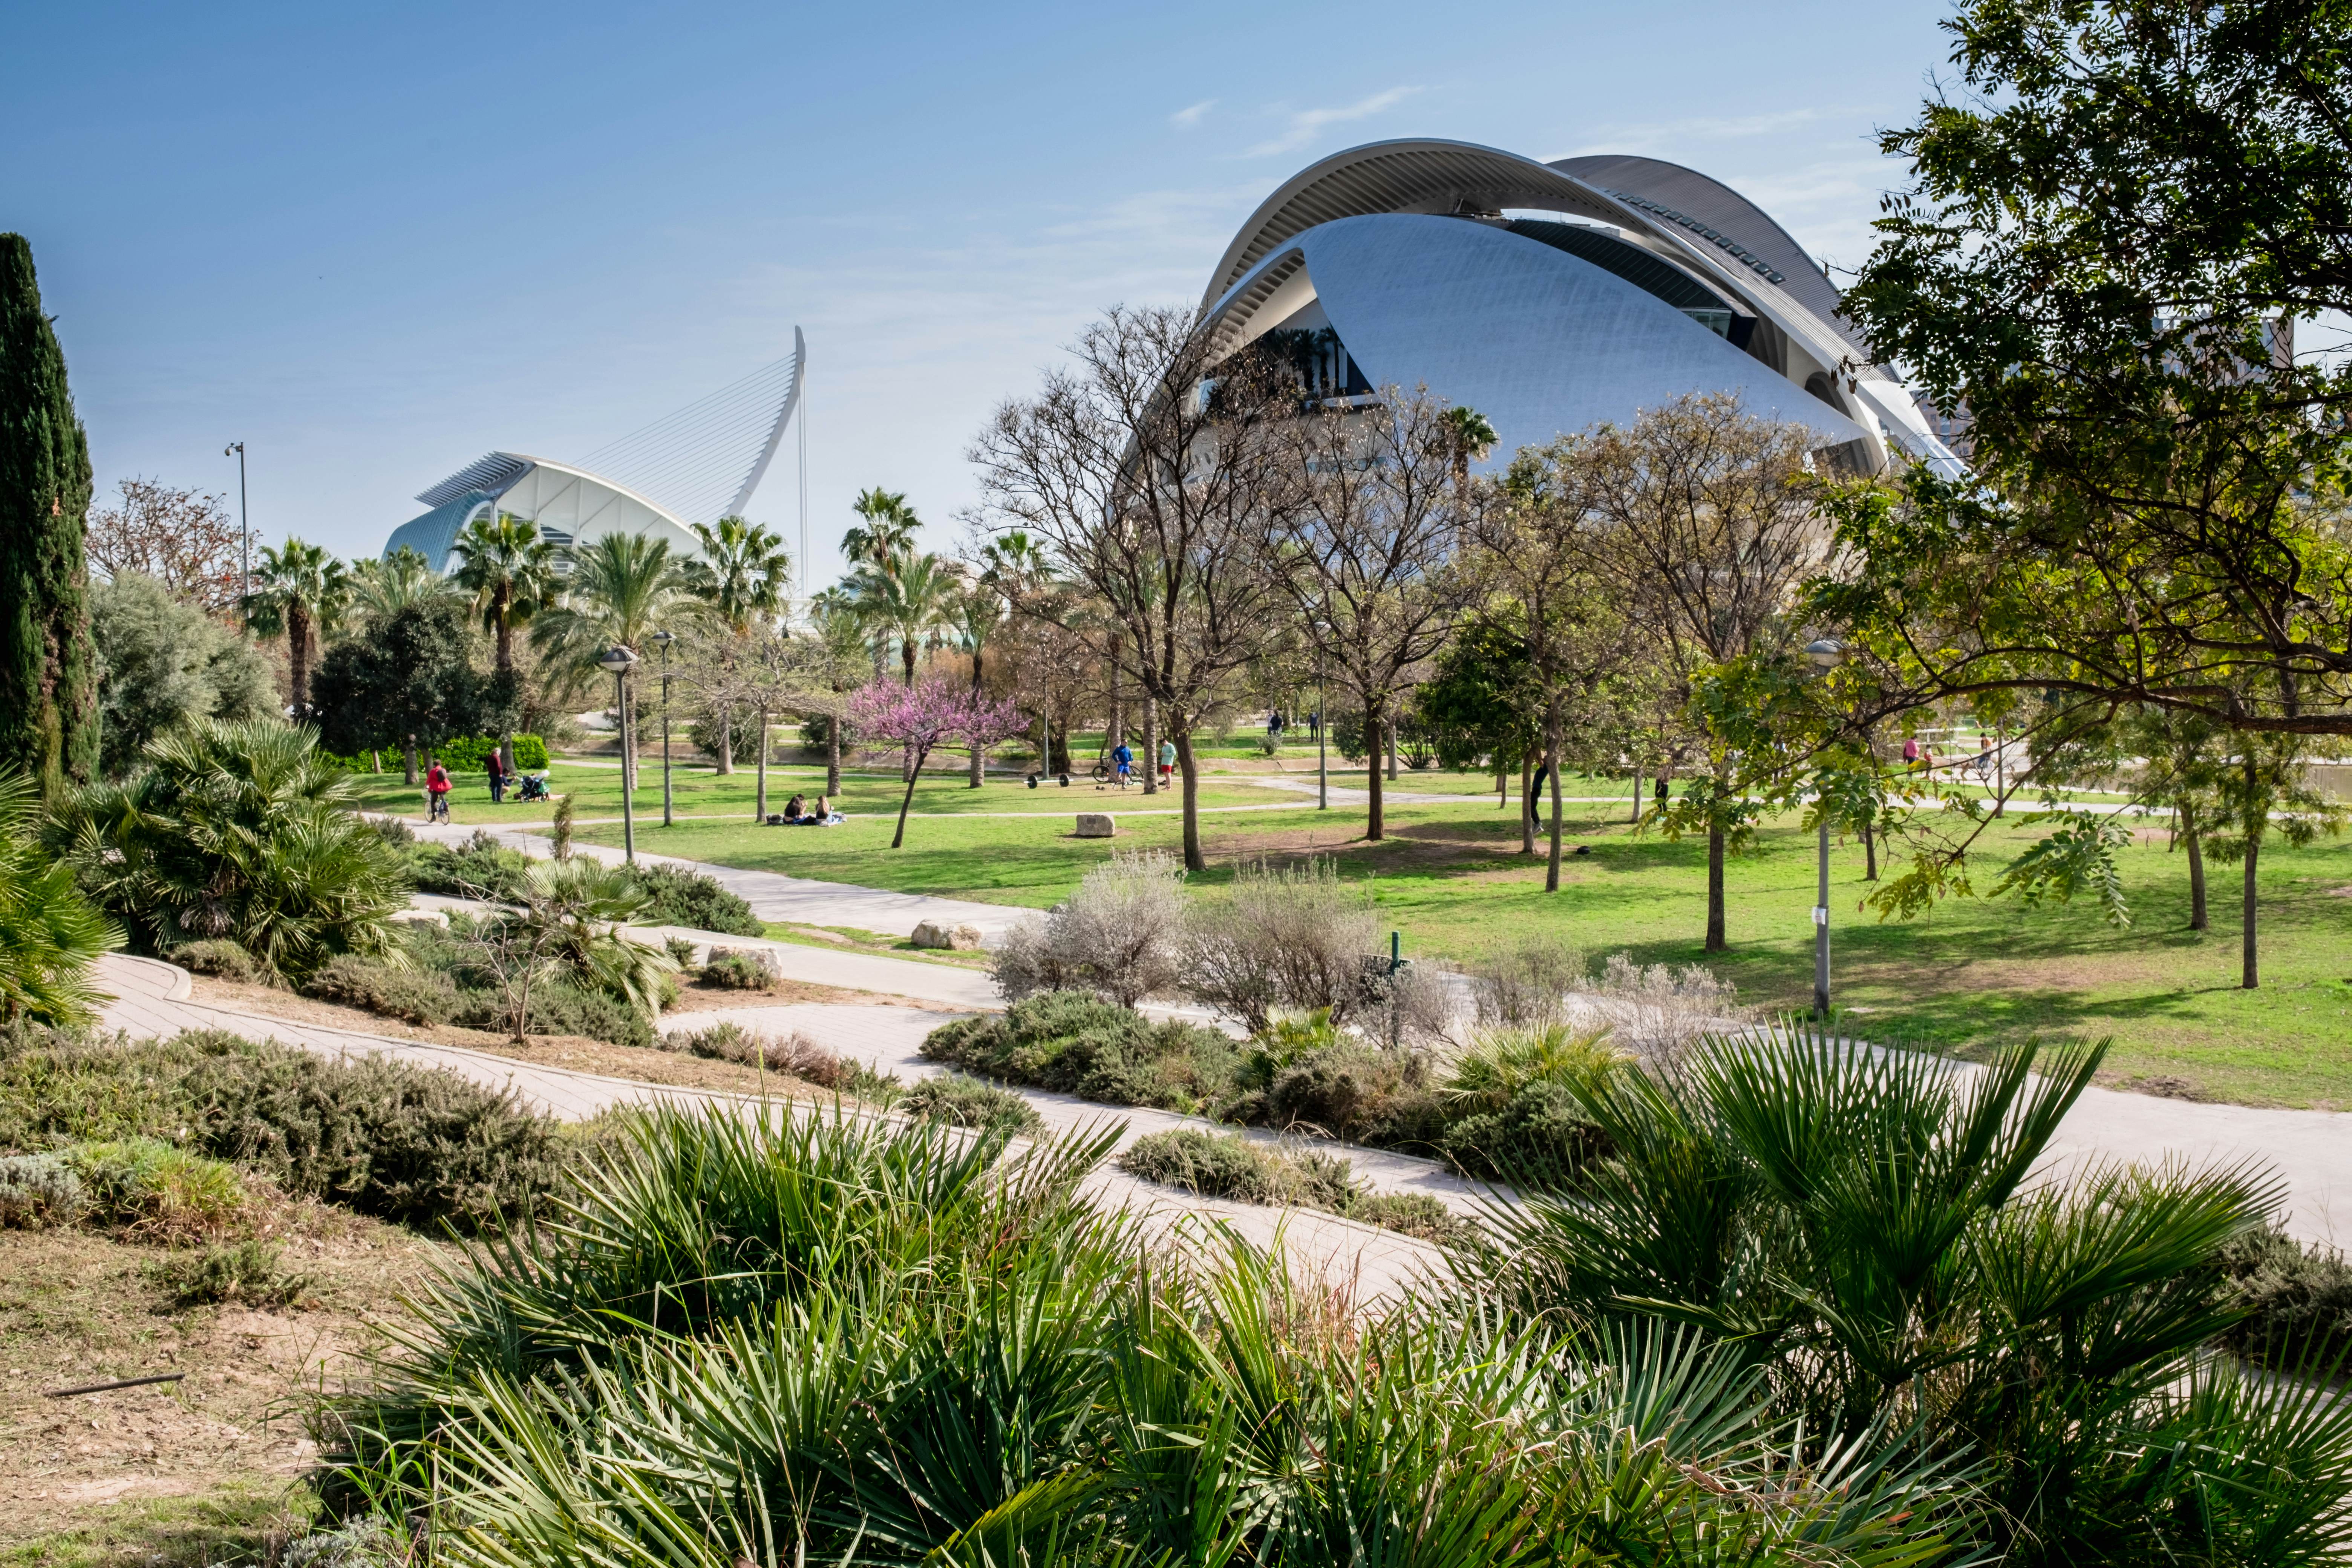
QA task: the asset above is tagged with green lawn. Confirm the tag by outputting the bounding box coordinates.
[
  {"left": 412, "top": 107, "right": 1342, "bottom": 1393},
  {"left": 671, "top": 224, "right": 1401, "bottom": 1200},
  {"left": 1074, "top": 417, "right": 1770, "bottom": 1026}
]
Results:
[{"left": 357, "top": 756, "right": 2352, "bottom": 1107}]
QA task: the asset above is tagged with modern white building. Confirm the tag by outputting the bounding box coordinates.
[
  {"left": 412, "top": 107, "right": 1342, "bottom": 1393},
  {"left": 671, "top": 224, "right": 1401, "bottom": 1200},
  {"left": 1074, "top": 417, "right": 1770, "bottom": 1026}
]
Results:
[
  {"left": 1200, "top": 141, "right": 1961, "bottom": 475},
  {"left": 384, "top": 328, "right": 807, "bottom": 569}
]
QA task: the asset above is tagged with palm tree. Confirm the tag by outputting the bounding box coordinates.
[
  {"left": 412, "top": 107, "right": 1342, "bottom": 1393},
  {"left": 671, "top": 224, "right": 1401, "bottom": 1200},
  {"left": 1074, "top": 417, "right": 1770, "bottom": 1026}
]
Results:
[
  {"left": 803, "top": 588, "right": 867, "bottom": 794},
  {"left": 841, "top": 487, "right": 919, "bottom": 572},
  {"left": 682, "top": 516, "right": 792, "bottom": 774},
  {"left": 452, "top": 513, "right": 561, "bottom": 771},
  {"left": 944, "top": 576, "right": 1000, "bottom": 786},
  {"left": 348, "top": 547, "right": 457, "bottom": 624},
  {"left": 534, "top": 531, "right": 694, "bottom": 788},
  {"left": 243, "top": 537, "right": 349, "bottom": 718},
  {"left": 1444, "top": 405, "right": 1498, "bottom": 487},
  {"left": 0, "top": 770, "right": 121, "bottom": 1026},
  {"left": 846, "top": 548, "right": 956, "bottom": 780}
]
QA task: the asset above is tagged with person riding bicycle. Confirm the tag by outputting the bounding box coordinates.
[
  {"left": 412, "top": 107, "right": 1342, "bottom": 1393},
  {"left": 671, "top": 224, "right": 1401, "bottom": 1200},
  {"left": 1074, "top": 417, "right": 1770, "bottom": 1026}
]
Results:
[{"left": 425, "top": 758, "right": 453, "bottom": 822}]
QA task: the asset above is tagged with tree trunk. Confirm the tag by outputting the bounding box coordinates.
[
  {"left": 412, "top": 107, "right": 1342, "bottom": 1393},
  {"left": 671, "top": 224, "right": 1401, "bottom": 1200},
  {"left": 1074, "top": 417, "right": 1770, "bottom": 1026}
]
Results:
[
  {"left": 621, "top": 682, "right": 637, "bottom": 792},
  {"left": 2241, "top": 832, "right": 2260, "bottom": 988},
  {"left": 1142, "top": 698, "right": 1159, "bottom": 795},
  {"left": 286, "top": 601, "right": 311, "bottom": 716},
  {"left": 1862, "top": 819, "right": 1879, "bottom": 880},
  {"left": 1386, "top": 717, "right": 1398, "bottom": 781},
  {"left": 2241, "top": 756, "right": 2262, "bottom": 988},
  {"left": 403, "top": 733, "right": 419, "bottom": 787},
  {"left": 890, "top": 745, "right": 926, "bottom": 848},
  {"left": 968, "top": 651, "right": 986, "bottom": 787},
  {"left": 2182, "top": 800, "right": 2208, "bottom": 930},
  {"left": 755, "top": 706, "right": 769, "bottom": 821},
  {"left": 715, "top": 700, "right": 734, "bottom": 775},
  {"left": 1496, "top": 757, "right": 1507, "bottom": 809},
  {"left": 494, "top": 600, "right": 516, "bottom": 773},
  {"left": 1545, "top": 697, "right": 1563, "bottom": 892},
  {"left": 1366, "top": 708, "right": 1385, "bottom": 841},
  {"left": 1705, "top": 825, "right": 1728, "bottom": 952},
  {"left": 1108, "top": 659, "right": 1123, "bottom": 758},
  {"left": 1176, "top": 730, "right": 1205, "bottom": 872},
  {"left": 369, "top": 749, "right": 381, "bottom": 774},
  {"left": 1519, "top": 754, "right": 1535, "bottom": 855},
  {"left": 901, "top": 642, "right": 917, "bottom": 781},
  {"left": 1631, "top": 765, "right": 1643, "bottom": 825},
  {"left": 826, "top": 704, "right": 842, "bottom": 794}
]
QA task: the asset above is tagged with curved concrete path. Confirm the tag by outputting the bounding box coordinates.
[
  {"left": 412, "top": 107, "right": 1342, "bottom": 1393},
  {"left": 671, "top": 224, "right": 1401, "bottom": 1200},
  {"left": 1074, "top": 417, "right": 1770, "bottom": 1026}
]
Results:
[{"left": 92, "top": 954, "right": 1446, "bottom": 1300}]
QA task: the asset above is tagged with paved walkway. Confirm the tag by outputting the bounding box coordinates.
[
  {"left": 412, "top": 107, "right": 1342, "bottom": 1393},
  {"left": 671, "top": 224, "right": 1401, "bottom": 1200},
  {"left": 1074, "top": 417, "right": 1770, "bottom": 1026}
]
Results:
[
  {"left": 92, "top": 954, "right": 1444, "bottom": 1299},
  {"left": 399, "top": 819, "right": 1032, "bottom": 944},
  {"left": 660, "top": 1000, "right": 1497, "bottom": 1218}
]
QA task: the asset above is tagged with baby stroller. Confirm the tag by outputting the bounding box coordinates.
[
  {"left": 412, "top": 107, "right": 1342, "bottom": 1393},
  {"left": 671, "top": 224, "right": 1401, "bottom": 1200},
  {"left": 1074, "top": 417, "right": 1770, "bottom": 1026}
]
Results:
[{"left": 516, "top": 772, "right": 552, "bottom": 804}]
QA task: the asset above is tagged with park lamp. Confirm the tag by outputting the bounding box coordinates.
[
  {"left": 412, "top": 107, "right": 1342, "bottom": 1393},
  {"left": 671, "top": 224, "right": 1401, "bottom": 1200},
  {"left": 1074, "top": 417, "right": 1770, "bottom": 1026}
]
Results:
[
  {"left": 1801, "top": 637, "right": 1845, "bottom": 1021},
  {"left": 649, "top": 632, "right": 677, "bottom": 828},
  {"left": 599, "top": 647, "right": 640, "bottom": 864}
]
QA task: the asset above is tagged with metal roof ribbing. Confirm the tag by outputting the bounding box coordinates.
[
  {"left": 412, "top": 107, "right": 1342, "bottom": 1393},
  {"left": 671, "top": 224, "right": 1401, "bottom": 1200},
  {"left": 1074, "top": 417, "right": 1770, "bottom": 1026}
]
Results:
[{"left": 415, "top": 451, "right": 533, "bottom": 508}]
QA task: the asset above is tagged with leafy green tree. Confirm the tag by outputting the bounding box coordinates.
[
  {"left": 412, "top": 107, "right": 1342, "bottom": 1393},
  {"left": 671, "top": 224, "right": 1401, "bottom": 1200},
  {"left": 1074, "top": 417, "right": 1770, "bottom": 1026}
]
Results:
[
  {"left": 348, "top": 546, "right": 458, "bottom": 625},
  {"left": 532, "top": 531, "right": 694, "bottom": 787},
  {"left": 242, "top": 537, "right": 349, "bottom": 718},
  {"left": 311, "top": 598, "right": 516, "bottom": 786},
  {"left": 680, "top": 514, "right": 790, "bottom": 774},
  {"left": 48, "top": 718, "right": 406, "bottom": 980},
  {"left": 0, "top": 770, "right": 120, "bottom": 1026},
  {"left": 450, "top": 513, "right": 559, "bottom": 772},
  {"left": 1413, "top": 614, "right": 1544, "bottom": 845},
  {"left": 90, "top": 571, "right": 275, "bottom": 777},
  {"left": 1836, "top": 0, "right": 2352, "bottom": 741},
  {"left": 0, "top": 234, "right": 99, "bottom": 793}
]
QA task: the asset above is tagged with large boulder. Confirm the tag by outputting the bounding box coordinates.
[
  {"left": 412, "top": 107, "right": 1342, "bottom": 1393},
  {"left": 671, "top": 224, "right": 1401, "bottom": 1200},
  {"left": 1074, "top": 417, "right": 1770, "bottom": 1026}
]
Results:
[
  {"left": 913, "top": 919, "right": 984, "bottom": 951},
  {"left": 1074, "top": 813, "right": 1116, "bottom": 838}
]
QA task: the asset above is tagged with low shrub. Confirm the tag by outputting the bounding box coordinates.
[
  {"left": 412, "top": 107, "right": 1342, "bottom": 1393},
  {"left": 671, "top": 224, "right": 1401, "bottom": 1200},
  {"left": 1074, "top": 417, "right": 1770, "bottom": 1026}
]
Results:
[
  {"left": 67, "top": 1137, "right": 250, "bottom": 1238},
  {"left": 179, "top": 1031, "right": 564, "bottom": 1230},
  {"left": 1118, "top": 1129, "right": 1290, "bottom": 1204},
  {"left": 0, "top": 1152, "right": 83, "bottom": 1228},
  {"left": 436, "top": 735, "right": 550, "bottom": 773},
  {"left": 921, "top": 991, "right": 1239, "bottom": 1114},
  {"left": 406, "top": 832, "right": 534, "bottom": 901},
  {"left": 1467, "top": 934, "right": 1587, "bottom": 1027},
  {"left": 992, "top": 852, "right": 1187, "bottom": 1007},
  {"left": 174, "top": 939, "right": 271, "bottom": 986},
  {"left": 457, "top": 980, "right": 657, "bottom": 1050},
  {"left": 1436, "top": 1080, "right": 1611, "bottom": 1186},
  {"left": 1116, "top": 1129, "right": 1463, "bottom": 1243},
  {"left": 700, "top": 948, "right": 780, "bottom": 991},
  {"left": 148, "top": 1238, "right": 309, "bottom": 1308},
  {"left": 899, "top": 1074, "right": 1044, "bottom": 1138},
  {"left": 628, "top": 864, "right": 764, "bottom": 938},
  {"left": 303, "top": 955, "right": 463, "bottom": 1027},
  {"left": 2218, "top": 1226, "right": 2352, "bottom": 1372}
]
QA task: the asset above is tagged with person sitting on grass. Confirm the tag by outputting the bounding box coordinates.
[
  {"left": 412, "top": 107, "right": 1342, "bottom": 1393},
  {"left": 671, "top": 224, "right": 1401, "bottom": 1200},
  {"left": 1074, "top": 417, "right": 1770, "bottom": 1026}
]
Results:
[
  {"left": 784, "top": 791, "right": 807, "bottom": 823},
  {"left": 809, "top": 794, "right": 845, "bottom": 825}
]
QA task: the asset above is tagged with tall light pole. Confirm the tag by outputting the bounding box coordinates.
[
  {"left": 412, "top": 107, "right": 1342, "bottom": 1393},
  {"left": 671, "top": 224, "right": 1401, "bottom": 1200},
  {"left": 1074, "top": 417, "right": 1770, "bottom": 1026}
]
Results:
[
  {"left": 223, "top": 442, "right": 249, "bottom": 602},
  {"left": 600, "top": 645, "right": 641, "bottom": 864},
  {"left": 1315, "top": 630, "right": 1328, "bottom": 811},
  {"left": 651, "top": 629, "right": 676, "bottom": 828},
  {"left": 1804, "top": 638, "right": 1847, "bottom": 1019}
]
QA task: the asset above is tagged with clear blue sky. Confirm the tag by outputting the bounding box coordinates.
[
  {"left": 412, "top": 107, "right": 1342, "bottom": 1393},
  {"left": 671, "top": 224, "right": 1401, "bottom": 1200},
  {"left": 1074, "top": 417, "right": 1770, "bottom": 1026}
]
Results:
[{"left": 5, "top": 1, "right": 1957, "bottom": 590}]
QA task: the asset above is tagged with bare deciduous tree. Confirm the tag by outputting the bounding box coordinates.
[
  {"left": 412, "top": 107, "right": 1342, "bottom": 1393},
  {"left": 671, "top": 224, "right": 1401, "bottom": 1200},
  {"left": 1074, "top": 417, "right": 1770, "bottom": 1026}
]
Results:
[
  {"left": 969, "top": 305, "right": 1292, "bottom": 870},
  {"left": 1575, "top": 392, "right": 1830, "bottom": 950},
  {"left": 86, "top": 477, "right": 243, "bottom": 612},
  {"left": 1263, "top": 388, "right": 1479, "bottom": 840}
]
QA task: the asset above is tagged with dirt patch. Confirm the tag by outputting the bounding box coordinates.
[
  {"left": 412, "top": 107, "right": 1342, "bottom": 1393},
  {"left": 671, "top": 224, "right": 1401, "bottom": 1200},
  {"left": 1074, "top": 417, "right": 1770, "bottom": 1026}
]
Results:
[{"left": 0, "top": 1219, "right": 444, "bottom": 1551}]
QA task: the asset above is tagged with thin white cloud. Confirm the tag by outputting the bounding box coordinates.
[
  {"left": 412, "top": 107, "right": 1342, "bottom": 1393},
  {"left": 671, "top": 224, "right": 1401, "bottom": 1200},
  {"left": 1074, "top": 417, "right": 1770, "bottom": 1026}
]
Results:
[
  {"left": 1170, "top": 98, "right": 1216, "bottom": 129},
  {"left": 1243, "top": 86, "right": 1421, "bottom": 158},
  {"left": 1543, "top": 107, "right": 1833, "bottom": 160}
]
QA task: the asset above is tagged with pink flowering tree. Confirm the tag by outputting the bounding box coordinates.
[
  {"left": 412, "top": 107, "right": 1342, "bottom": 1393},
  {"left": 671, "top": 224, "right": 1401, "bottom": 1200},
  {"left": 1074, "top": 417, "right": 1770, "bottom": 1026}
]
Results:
[{"left": 848, "top": 675, "right": 1027, "bottom": 848}]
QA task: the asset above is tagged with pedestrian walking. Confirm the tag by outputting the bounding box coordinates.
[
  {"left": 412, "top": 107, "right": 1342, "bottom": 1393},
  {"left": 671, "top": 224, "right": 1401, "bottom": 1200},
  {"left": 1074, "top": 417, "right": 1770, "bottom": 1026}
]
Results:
[
  {"left": 485, "top": 747, "right": 507, "bottom": 804},
  {"left": 425, "top": 757, "right": 452, "bottom": 822},
  {"left": 1159, "top": 738, "right": 1176, "bottom": 784},
  {"left": 1902, "top": 736, "right": 1921, "bottom": 770}
]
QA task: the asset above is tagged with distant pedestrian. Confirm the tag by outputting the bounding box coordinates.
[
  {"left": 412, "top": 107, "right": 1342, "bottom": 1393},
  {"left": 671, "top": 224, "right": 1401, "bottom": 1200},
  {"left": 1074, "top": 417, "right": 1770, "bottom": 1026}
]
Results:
[
  {"left": 1977, "top": 735, "right": 1994, "bottom": 781},
  {"left": 1113, "top": 739, "right": 1134, "bottom": 787},
  {"left": 1903, "top": 736, "right": 1921, "bottom": 770},
  {"left": 1309, "top": 711, "right": 1321, "bottom": 739},
  {"left": 1528, "top": 763, "right": 1549, "bottom": 818},
  {"left": 485, "top": 747, "right": 507, "bottom": 804},
  {"left": 1159, "top": 739, "right": 1176, "bottom": 783},
  {"left": 425, "top": 757, "right": 452, "bottom": 822}
]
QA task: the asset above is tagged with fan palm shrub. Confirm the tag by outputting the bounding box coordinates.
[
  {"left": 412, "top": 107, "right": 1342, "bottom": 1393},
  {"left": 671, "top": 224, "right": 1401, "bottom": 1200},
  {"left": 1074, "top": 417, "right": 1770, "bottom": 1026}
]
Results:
[
  {"left": 47, "top": 718, "right": 405, "bottom": 980},
  {"left": 0, "top": 770, "right": 121, "bottom": 1026},
  {"left": 1457, "top": 1024, "right": 2352, "bottom": 1567}
]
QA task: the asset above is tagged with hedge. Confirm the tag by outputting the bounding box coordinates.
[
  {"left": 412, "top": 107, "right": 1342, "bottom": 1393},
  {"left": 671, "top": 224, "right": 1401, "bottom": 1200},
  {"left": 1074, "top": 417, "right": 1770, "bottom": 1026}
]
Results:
[{"left": 435, "top": 735, "right": 550, "bottom": 772}]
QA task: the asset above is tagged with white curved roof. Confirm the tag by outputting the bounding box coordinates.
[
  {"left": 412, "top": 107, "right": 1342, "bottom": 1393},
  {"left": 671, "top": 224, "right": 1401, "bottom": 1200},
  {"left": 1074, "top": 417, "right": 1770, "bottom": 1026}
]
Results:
[
  {"left": 385, "top": 453, "right": 704, "bottom": 571},
  {"left": 1199, "top": 138, "right": 1960, "bottom": 475}
]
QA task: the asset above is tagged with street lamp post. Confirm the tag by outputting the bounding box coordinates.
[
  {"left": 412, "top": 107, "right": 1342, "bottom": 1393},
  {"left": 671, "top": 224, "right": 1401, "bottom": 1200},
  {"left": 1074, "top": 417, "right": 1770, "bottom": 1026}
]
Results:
[
  {"left": 599, "top": 645, "right": 641, "bottom": 865},
  {"left": 1316, "top": 635, "right": 1328, "bottom": 811},
  {"left": 651, "top": 630, "right": 676, "bottom": 828},
  {"left": 1804, "top": 638, "right": 1847, "bottom": 1019},
  {"left": 223, "top": 442, "right": 249, "bottom": 602}
]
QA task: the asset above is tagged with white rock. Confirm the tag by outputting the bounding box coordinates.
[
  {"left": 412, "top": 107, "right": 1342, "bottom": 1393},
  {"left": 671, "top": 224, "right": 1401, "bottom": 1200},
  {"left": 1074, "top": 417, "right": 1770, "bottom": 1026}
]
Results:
[
  {"left": 1074, "top": 813, "right": 1116, "bottom": 838},
  {"left": 912, "top": 919, "right": 984, "bottom": 951}
]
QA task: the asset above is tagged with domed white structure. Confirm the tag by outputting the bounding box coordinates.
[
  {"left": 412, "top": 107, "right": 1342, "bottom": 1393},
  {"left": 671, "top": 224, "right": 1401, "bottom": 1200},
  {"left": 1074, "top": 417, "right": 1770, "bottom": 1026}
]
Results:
[
  {"left": 384, "top": 329, "right": 807, "bottom": 569},
  {"left": 1200, "top": 141, "right": 1960, "bottom": 475}
]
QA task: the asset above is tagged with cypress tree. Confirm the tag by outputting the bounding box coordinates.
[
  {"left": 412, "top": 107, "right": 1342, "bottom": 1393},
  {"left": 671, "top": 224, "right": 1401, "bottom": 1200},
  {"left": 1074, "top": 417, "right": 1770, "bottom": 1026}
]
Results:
[{"left": 0, "top": 234, "right": 98, "bottom": 792}]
